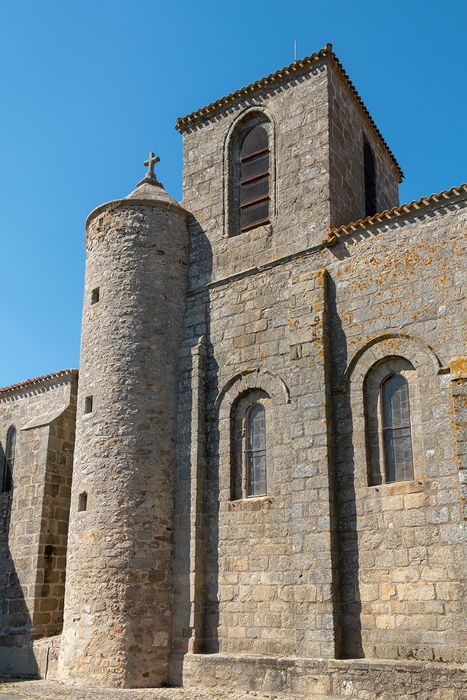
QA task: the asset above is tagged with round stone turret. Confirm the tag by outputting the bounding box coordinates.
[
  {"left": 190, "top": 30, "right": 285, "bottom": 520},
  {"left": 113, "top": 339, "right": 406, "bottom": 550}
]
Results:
[{"left": 58, "top": 156, "right": 189, "bottom": 687}]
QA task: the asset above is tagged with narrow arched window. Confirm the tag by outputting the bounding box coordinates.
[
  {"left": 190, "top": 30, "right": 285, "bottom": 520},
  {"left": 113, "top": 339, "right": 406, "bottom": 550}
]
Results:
[
  {"left": 239, "top": 124, "right": 270, "bottom": 233},
  {"left": 2, "top": 426, "right": 16, "bottom": 492},
  {"left": 231, "top": 390, "right": 269, "bottom": 500},
  {"left": 245, "top": 403, "right": 267, "bottom": 496},
  {"left": 381, "top": 374, "right": 413, "bottom": 482},
  {"left": 363, "top": 136, "right": 377, "bottom": 216}
]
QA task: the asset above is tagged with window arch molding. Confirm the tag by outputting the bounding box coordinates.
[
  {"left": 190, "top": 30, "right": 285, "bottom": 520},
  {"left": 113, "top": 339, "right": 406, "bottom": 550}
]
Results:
[
  {"left": 346, "top": 335, "right": 447, "bottom": 489},
  {"left": 216, "top": 369, "right": 290, "bottom": 506},
  {"left": 343, "top": 333, "right": 442, "bottom": 387},
  {"left": 223, "top": 106, "right": 277, "bottom": 237}
]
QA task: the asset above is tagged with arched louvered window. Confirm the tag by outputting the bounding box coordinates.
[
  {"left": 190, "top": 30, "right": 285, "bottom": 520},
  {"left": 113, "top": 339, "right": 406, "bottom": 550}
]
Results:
[
  {"left": 239, "top": 124, "right": 270, "bottom": 232},
  {"left": 245, "top": 403, "right": 267, "bottom": 496},
  {"left": 363, "top": 136, "right": 377, "bottom": 217},
  {"left": 2, "top": 426, "right": 16, "bottom": 492},
  {"left": 381, "top": 374, "right": 414, "bottom": 482}
]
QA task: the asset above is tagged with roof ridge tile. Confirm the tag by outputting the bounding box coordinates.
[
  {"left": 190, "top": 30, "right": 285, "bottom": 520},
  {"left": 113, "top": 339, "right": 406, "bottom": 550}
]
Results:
[
  {"left": 175, "top": 44, "right": 403, "bottom": 180},
  {"left": 0, "top": 369, "right": 78, "bottom": 397},
  {"left": 324, "top": 183, "right": 467, "bottom": 246}
]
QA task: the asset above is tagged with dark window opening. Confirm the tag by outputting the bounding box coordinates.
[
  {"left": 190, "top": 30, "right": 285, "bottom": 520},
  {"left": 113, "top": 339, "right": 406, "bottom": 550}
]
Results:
[
  {"left": 78, "top": 492, "right": 88, "bottom": 512},
  {"left": 2, "top": 426, "right": 16, "bottom": 492},
  {"left": 239, "top": 124, "right": 270, "bottom": 232},
  {"left": 91, "top": 287, "right": 100, "bottom": 304},
  {"left": 381, "top": 374, "right": 414, "bottom": 482},
  {"left": 363, "top": 136, "right": 377, "bottom": 217},
  {"left": 84, "top": 396, "right": 93, "bottom": 414}
]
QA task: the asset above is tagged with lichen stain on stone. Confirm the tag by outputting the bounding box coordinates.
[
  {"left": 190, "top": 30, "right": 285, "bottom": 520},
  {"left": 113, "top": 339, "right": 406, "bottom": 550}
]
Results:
[{"left": 450, "top": 356, "right": 467, "bottom": 379}]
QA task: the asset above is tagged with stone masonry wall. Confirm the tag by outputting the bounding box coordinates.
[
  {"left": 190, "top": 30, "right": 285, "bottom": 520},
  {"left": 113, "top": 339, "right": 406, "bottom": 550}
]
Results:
[
  {"left": 175, "top": 195, "right": 466, "bottom": 690},
  {"left": 181, "top": 56, "right": 400, "bottom": 294},
  {"left": 449, "top": 357, "right": 467, "bottom": 519},
  {"left": 176, "top": 47, "right": 465, "bottom": 689},
  {"left": 171, "top": 263, "right": 339, "bottom": 670},
  {"left": 328, "top": 197, "right": 466, "bottom": 662},
  {"left": 327, "top": 61, "right": 400, "bottom": 229},
  {"left": 0, "top": 373, "right": 77, "bottom": 676},
  {"left": 59, "top": 198, "right": 188, "bottom": 688},
  {"left": 174, "top": 196, "right": 466, "bottom": 667},
  {"left": 183, "top": 653, "right": 466, "bottom": 699},
  {"left": 37, "top": 403, "right": 76, "bottom": 637},
  {"left": 181, "top": 58, "right": 331, "bottom": 290}
]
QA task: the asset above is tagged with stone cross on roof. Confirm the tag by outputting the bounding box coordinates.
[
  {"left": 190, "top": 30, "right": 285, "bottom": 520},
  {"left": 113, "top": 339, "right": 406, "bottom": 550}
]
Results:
[
  {"left": 144, "top": 152, "right": 160, "bottom": 178},
  {"left": 136, "top": 151, "right": 162, "bottom": 188}
]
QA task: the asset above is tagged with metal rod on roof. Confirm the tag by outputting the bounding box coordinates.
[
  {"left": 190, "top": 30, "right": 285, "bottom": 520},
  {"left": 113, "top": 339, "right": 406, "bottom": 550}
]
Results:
[{"left": 294, "top": 39, "right": 297, "bottom": 62}]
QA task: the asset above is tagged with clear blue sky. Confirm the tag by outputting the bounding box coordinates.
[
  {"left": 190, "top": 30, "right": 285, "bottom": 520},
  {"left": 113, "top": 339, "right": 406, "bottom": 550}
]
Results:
[{"left": 0, "top": 1, "right": 465, "bottom": 387}]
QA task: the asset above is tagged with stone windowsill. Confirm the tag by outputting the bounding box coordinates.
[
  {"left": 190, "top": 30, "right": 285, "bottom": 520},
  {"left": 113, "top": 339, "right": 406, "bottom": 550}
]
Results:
[
  {"left": 369, "top": 479, "right": 430, "bottom": 497},
  {"left": 227, "top": 495, "right": 274, "bottom": 512},
  {"left": 223, "top": 221, "right": 273, "bottom": 239}
]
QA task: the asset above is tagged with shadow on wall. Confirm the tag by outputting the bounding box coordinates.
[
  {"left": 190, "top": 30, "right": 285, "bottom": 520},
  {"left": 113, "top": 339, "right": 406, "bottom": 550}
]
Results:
[
  {"left": 191, "top": 213, "right": 219, "bottom": 656},
  {"left": 203, "top": 358, "right": 220, "bottom": 655},
  {"left": 170, "top": 214, "right": 217, "bottom": 686},
  {"left": 326, "top": 274, "right": 364, "bottom": 658},
  {"left": 172, "top": 232, "right": 367, "bottom": 675},
  {"left": 0, "top": 444, "right": 39, "bottom": 678}
]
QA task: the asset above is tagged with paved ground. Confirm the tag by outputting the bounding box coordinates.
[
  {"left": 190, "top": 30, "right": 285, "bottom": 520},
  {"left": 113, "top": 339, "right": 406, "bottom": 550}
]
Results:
[{"left": 0, "top": 680, "right": 289, "bottom": 700}]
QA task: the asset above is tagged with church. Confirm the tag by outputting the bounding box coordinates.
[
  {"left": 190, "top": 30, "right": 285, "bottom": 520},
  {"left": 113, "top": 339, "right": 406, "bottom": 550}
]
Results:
[{"left": 0, "top": 44, "right": 465, "bottom": 697}]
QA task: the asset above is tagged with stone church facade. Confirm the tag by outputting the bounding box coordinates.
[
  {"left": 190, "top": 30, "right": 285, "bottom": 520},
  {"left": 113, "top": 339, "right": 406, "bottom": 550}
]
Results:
[{"left": 0, "top": 44, "right": 465, "bottom": 697}]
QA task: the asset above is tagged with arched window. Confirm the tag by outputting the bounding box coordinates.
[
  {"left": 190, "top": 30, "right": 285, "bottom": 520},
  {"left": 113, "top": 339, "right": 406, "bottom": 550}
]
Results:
[
  {"left": 365, "top": 357, "right": 418, "bottom": 486},
  {"left": 245, "top": 403, "right": 267, "bottom": 496},
  {"left": 2, "top": 426, "right": 16, "bottom": 492},
  {"left": 363, "top": 135, "right": 377, "bottom": 216},
  {"left": 381, "top": 374, "right": 414, "bottom": 483},
  {"left": 231, "top": 391, "right": 268, "bottom": 499},
  {"left": 225, "top": 111, "right": 276, "bottom": 237},
  {"left": 238, "top": 124, "right": 270, "bottom": 233}
]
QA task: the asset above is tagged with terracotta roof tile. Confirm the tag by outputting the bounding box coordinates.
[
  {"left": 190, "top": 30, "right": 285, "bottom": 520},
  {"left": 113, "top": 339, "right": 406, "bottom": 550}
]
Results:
[
  {"left": 324, "top": 184, "right": 467, "bottom": 246},
  {"left": 0, "top": 369, "right": 78, "bottom": 397},
  {"left": 175, "top": 43, "right": 403, "bottom": 180}
]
